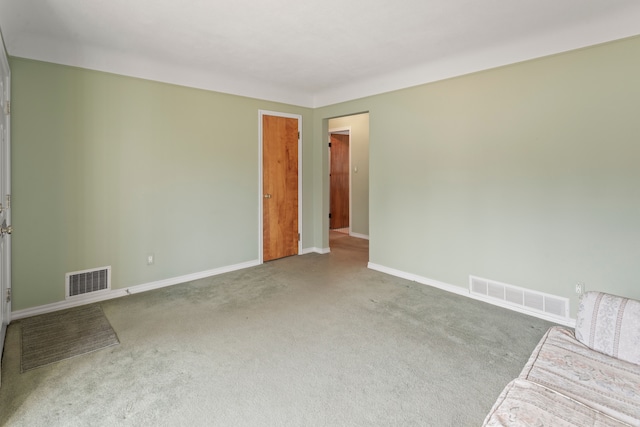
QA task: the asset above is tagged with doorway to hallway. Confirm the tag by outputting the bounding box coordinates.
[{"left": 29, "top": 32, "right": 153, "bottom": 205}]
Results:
[
  {"left": 329, "top": 131, "right": 349, "bottom": 232},
  {"left": 327, "top": 113, "right": 369, "bottom": 242}
]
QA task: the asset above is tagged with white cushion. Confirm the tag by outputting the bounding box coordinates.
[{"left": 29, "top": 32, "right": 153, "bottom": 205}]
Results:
[{"left": 575, "top": 291, "right": 640, "bottom": 365}]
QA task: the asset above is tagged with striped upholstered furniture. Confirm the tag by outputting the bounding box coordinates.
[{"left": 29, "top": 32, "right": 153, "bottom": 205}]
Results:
[{"left": 483, "top": 291, "right": 640, "bottom": 426}]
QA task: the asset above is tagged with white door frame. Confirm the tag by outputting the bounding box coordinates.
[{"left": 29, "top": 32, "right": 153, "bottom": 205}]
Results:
[
  {"left": 328, "top": 126, "right": 352, "bottom": 234},
  {"left": 258, "top": 110, "right": 302, "bottom": 263},
  {"left": 0, "top": 28, "right": 12, "bottom": 387}
]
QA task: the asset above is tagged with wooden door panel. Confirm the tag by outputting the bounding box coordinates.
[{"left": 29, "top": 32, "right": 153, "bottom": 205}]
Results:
[
  {"left": 263, "top": 115, "right": 298, "bottom": 261},
  {"left": 330, "top": 134, "right": 349, "bottom": 229}
]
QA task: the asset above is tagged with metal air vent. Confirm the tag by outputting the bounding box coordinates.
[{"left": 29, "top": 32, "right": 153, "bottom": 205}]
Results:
[
  {"left": 66, "top": 266, "right": 111, "bottom": 299},
  {"left": 470, "top": 275, "right": 569, "bottom": 319}
]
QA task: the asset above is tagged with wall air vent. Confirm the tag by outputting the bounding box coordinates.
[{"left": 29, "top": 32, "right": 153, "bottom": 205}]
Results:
[
  {"left": 66, "top": 266, "right": 111, "bottom": 299},
  {"left": 470, "top": 275, "right": 569, "bottom": 320}
]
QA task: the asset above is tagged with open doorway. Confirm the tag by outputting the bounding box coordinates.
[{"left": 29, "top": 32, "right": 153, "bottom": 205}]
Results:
[
  {"left": 328, "top": 113, "right": 369, "bottom": 242},
  {"left": 329, "top": 129, "right": 350, "bottom": 234}
]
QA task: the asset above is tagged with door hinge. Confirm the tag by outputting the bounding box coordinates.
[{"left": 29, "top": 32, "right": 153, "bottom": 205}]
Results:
[
  {"left": 298, "top": 131, "right": 300, "bottom": 139},
  {"left": 328, "top": 142, "right": 331, "bottom": 148},
  {"left": 329, "top": 213, "right": 332, "bottom": 219},
  {"left": 298, "top": 233, "right": 300, "bottom": 241},
  {"left": 6, "top": 288, "right": 10, "bottom": 303},
  {"left": 5, "top": 101, "right": 9, "bottom": 115}
]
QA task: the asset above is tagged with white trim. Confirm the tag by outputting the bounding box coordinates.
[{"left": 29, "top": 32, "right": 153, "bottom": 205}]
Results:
[
  {"left": 368, "top": 262, "right": 468, "bottom": 296},
  {"left": 367, "top": 262, "right": 576, "bottom": 328},
  {"left": 13, "top": 289, "right": 129, "bottom": 321},
  {"left": 470, "top": 293, "right": 574, "bottom": 327},
  {"left": 300, "top": 247, "right": 331, "bottom": 255},
  {"left": 12, "top": 259, "right": 260, "bottom": 320},
  {"left": 349, "top": 232, "right": 369, "bottom": 240},
  {"left": 0, "top": 28, "right": 11, "bottom": 386},
  {"left": 258, "top": 110, "right": 303, "bottom": 263}
]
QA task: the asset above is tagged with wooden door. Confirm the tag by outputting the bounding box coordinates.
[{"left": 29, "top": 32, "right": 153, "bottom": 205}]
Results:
[
  {"left": 330, "top": 134, "right": 349, "bottom": 229},
  {"left": 262, "top": 114, "right": 299, "bottom": 261}
]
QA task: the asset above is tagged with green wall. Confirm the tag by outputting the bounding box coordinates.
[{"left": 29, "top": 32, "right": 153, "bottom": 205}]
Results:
[
  {"left": 11, "top": 35, "right": 640, "bottom": 317},
  {"left": 328, "top": 113, "right": 369, "bottom": 237},
  {"left": 11, "top": 58, "right": 313, "bottom": 310},
  {"left": 314, "top": 36, "right": 640, "bottom": 316}
]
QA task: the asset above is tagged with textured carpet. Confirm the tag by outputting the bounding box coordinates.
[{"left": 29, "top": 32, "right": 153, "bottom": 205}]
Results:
[
  {"left": 21, "top": 304, "right": 119, "bottom": 372},
  {"left": 1, "top": 233, "right": 554, "bottom": 426}
]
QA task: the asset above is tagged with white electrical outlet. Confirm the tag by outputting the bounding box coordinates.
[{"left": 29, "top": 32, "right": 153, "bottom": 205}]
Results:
[
  {"left": 575, "top": 283, "right": 585, "bottom": 294},
  {"left": 147, "top": 254, "right": 154, "bottom": 265}
]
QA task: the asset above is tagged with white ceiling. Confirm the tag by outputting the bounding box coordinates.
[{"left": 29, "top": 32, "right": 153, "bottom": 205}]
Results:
[{"left": 1, "top": 0, "right": 639, "bottom": 107}]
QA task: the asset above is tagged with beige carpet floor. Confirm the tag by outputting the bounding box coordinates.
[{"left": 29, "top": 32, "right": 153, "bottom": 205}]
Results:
[{"left": 0, "top": 232, "right": 553, "bottom": 426}]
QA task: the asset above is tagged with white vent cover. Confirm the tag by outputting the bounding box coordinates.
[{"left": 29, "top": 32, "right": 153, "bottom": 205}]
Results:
[
  {"left": 66, "top": 266, "right": 111, "bottom": 299},
  {"left": 470, "top": 275, "right": 569, "bottom": 319}
]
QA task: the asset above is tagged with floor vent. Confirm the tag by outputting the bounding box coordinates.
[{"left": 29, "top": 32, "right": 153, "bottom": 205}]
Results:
[
  {"left": 469, "top": 275, "right": 569, "bottom": 319},
  {"left": 66, "top": 266, "right": 111, "bottom": 299}
]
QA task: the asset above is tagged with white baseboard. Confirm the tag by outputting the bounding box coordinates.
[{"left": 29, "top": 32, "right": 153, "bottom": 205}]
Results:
[
  {"left": 300, "top": 247, "right": 330, "bottom": 255},
  {"left": 367, "top": 262, "right": 576, "bottom": 328},
  {"left": 12, "top": 259, "right": 261, "bottom": 320},
  {"left": 368, "top": 263, "right": 468, "bottom": 296},
  {"left": 350, "top": 232, "right": 369, "bottom": 240},
  {"left": 14, "top": 258, "right": 574, "bottom": 327},
  {"left": 11, "top": 289, "right": 130, "bottom": 321}
]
